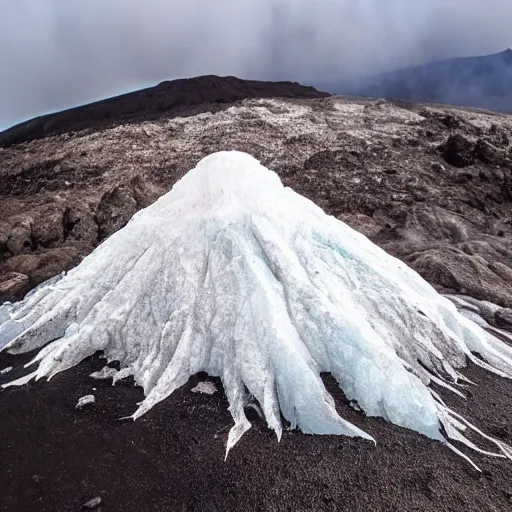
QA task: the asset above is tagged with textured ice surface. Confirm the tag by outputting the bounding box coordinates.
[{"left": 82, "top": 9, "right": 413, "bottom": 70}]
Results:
[{"left": 1, "top": 151, "right": 512, "bottom": 464}]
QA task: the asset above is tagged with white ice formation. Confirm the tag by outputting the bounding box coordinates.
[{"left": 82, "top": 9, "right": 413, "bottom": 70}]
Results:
[
  {"left": 191, "top": 381, "right": 218, "bottom": 395},
  {"left": 76, "top": 394, "right": 96, "bottom": 409},
  {"left": 1, "top": 151, "right": 512, "bottom": 467}
]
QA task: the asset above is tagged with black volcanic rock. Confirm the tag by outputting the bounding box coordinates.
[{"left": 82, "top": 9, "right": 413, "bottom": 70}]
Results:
[
  {"left": 0, "top": 75, "right": 328, "bottom": 147},
  {"left": 325, "top": 49, "right": 512, "bottom": 114},
  {"left": 439, "top": 134, "right": 475, "bottom": 168}
]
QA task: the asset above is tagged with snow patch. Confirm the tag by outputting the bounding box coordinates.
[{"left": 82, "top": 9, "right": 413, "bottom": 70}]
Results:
[
  {"left": 82, "top": 497, "right": 101, "bottom": 509},
  {"left": 76, "top": 395, "right": 95, "bottom": 409},
  {"left": 192, "top": 381, "right": 218, "bottom": 395},
  {"left": 90, "top": 367, "right": 120, "bottom": 380}
]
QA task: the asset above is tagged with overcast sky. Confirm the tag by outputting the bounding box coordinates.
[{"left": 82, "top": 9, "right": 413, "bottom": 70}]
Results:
[{"left": 1, "top": 0, "right": 511, "bottom": 130}]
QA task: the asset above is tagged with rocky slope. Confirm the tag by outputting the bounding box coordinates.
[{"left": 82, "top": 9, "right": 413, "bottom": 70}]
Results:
[
  {"left": 1, "top": 82, "right": 511, "bottom": 327},
  {"left": 0, "top": 75, "right": 327, "bottom": 147}
]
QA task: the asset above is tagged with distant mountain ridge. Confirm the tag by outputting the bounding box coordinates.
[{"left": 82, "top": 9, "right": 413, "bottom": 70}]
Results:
[
  {"left": 322, "top": 49, "right": 512, "bottom": 114},
  {"left": 0, "top": 76, "right": 328, "bottom": 147}
]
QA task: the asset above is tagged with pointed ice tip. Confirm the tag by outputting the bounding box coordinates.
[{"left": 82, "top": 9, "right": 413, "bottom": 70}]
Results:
[
  {"left": 2, "top": 370, "right": 38, "bottom": 388},
  {"left": 445, "top": 442, "right": 482, "bottom": 473},
  {"left": 131, "top": 408, "right": 145, "bottom": 421},
  {"left": 357, "top": 430, "right": 376, "bottom": 445},
  {"left": 23, "top": 361, "right": 36, "bottom": 369},
  {"left": 117, "top": 415, "right": 136, "bottom": 422}
]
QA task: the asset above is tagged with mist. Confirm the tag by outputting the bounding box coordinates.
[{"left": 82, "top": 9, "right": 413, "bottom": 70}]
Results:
[{"left": 1, "top": 0, "right": 511, "bottom": 129}]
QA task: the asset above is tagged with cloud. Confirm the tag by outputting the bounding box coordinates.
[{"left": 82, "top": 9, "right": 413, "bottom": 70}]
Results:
[{"left": 1, "top": 0, "right": 511, "bottom": 129}]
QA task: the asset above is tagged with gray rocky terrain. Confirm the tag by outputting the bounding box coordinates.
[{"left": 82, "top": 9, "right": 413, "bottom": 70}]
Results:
[{"left": 1, "top": 88, "right": 511, "bottom": 325}]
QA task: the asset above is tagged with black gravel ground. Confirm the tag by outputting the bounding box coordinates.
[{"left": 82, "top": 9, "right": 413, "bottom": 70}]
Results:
[{"left": 1, "top": 349, "right": 512, "bottom": 512}]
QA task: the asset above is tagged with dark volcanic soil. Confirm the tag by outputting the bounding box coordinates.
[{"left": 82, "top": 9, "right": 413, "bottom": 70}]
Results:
[{"left": 1, "top": 351, "right": 512, "bottom": 512}]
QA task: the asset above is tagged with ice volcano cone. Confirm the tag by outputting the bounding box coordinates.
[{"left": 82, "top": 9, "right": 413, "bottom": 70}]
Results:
[{"left": 1, "top": 151, "right": 512, "bottom": 465}]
